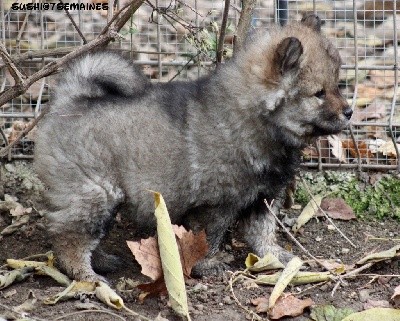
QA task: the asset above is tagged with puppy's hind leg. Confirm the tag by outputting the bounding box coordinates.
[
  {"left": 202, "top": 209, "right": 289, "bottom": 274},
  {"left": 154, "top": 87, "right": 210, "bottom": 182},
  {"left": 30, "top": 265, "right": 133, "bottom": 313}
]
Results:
[{"left": 45, "top": 183, "right": 119, "bottom": 282}]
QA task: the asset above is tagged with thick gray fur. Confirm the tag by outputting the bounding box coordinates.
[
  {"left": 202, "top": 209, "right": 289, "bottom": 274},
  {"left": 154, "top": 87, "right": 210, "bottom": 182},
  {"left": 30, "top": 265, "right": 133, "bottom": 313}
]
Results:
[{"left": 34, "top": 15, "right": 352, "bottom": 281}]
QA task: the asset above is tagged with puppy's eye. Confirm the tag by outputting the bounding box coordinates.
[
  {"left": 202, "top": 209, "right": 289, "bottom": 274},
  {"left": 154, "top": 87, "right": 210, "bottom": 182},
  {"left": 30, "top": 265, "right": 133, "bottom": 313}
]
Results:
[{"left": 314, "top": 89, "right": 325, "bottom": 99}]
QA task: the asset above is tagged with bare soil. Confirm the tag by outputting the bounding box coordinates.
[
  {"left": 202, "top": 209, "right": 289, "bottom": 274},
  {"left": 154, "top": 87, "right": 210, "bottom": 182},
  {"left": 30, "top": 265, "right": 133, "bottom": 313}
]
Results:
[{"left": 0, "top": 165, "right": 399, "bottom": 321}]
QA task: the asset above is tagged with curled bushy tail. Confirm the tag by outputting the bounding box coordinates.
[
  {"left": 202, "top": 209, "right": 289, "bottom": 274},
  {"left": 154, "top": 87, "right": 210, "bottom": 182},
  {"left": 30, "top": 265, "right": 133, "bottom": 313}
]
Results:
[{"left": 53, "top": 51, "right": 148, "bottom": 105}]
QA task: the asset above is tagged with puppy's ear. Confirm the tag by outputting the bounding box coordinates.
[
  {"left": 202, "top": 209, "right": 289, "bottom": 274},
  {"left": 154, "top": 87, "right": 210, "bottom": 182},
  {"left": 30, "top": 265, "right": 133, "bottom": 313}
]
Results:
[
  {"left": 274, "top": 37, "right": 303, "bottom": 75},
  {"left": 301, "top": 14, "right": 322, "bottom": 32}
]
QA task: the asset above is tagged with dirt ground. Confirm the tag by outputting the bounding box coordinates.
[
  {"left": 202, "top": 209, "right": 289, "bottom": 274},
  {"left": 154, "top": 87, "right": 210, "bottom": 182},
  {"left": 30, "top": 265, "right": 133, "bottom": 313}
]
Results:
[{"left": 0, "top": 164, "right": 399, "bottom": 321}]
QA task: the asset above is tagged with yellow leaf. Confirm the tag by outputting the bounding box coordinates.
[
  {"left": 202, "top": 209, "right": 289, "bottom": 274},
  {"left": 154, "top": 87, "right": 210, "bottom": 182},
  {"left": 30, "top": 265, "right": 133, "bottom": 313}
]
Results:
[
  {"left": 44, "top": 281, "right": 96, "bottom": 305},
  {"left": 269, "top": 257, "right": 303, "bottom": 309},
  {"left": 152, "top": 191, "right": 190, "bottom": 320},
  {"left": 256, "top": 271, "right": 332, "bottom": 286},
  {"left": 342, "top": 308, "right": 400, "bottom": 321},
  {"left": 292, "top": 195, "right": 323, "bottom": 233},
  {"left": 36, "top": 265, "right": 71, "bottom": 287},
  {"left": 6, "top": 259, "right": 46, "bottom": 269},
  {"left": 0, "top": 268, "right": 32, "bottom": 290},
  {"left": 245, "top": 253, "right": 285, "bottom": 272},
  {"left": 356, "top": 244, "right": 400, "bottom": 265},
  {"left": 95, "top": 281, "right": 124, "bottom": 309}
]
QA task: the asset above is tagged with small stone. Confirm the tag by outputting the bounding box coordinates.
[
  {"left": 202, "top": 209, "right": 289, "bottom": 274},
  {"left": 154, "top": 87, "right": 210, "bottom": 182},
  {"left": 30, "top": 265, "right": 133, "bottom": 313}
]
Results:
[
  {"left": 342, "top": 248, "right": 350, "bottom": 254},
  {"left": 195, "top": 304, "right": 204, "bottom": 311},
  {"left": 316, "top": 236, "right": 322, "bottom": 242},
  {"left": 327, "top": 224, "right": 335, "bottom": 230},
  {"left": 192, "top": 283, "right": 207, "bottom": 292},
  {"left": 359, "top": 289, "right": 370, "bottom": 302},
  {"left": 223, "top": 295, "right": 233, "bottom": 305}
]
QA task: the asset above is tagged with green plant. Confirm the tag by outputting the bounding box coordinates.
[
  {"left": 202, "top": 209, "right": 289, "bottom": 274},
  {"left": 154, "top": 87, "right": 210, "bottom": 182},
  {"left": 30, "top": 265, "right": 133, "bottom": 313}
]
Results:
[{"left": 294, "top": 171, "right": 400, "bottom": 221}]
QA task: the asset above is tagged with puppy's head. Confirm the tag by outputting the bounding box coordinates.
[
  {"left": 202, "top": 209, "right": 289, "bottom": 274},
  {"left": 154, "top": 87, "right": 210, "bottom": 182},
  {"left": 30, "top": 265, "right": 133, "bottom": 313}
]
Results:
[{"left": 246, "top": 15, "right": 352, "bottom": 145}]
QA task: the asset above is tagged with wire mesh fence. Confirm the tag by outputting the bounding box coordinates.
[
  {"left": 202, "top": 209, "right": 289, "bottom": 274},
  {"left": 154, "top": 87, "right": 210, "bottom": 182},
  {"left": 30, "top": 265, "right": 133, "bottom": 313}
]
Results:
[{"left": 0, "top": 0, "right": 399, "bottom": 171}]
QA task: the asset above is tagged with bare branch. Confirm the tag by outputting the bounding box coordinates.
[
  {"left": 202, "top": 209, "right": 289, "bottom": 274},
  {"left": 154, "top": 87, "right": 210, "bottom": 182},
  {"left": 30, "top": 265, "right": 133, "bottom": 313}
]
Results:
[
  {"left": 216, "top": 0, "right": 230, "bottom": 64},
  {"left": 0, "top": 105, "right": 49, "bottom": 158},
  {"left": 59, "top": 0, "right": 87, "bottom": 44},
  {"left": 233, "top": 0, "right": 256, "bottom": 54},
  {"left": 0, "top": 42, "right": 26, "bottom": 85},
  {"left": 0, "top": 0, "right": 145, "bottom": 109}
]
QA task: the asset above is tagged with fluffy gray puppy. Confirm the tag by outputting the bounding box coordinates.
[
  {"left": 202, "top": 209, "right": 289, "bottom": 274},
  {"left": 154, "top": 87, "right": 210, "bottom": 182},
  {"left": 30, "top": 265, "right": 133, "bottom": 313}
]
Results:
[{"left": 34, "top": 15, "right": 352, "bottom": 281}]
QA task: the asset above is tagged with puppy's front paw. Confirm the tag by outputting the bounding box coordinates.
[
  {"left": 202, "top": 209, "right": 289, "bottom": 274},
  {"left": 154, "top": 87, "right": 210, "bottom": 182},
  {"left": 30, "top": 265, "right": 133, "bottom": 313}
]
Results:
[{"left": 191, "top": 257, "right": 228, "bottom": 278}]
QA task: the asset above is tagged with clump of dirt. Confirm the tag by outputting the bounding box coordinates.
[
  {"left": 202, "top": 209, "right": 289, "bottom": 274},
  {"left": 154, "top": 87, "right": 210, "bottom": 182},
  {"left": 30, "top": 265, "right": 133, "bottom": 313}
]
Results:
[{"left": 0, "top": 163, "right": 399, "bottom": 321}]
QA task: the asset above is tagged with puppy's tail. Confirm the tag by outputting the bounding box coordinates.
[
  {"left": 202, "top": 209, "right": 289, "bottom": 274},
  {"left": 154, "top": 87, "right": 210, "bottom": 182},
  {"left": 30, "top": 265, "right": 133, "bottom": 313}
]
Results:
[{"left": 53, "top": 51, "right": 148, "bottom": 103}]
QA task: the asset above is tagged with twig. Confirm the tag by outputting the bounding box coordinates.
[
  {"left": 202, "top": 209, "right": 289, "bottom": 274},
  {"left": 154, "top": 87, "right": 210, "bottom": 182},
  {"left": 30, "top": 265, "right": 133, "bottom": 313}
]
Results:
[
  {"left": 59, "top": 0, "right": 87, "bottom": 44},
  {"left": 0, "top": 302, "right": 49, "bottom": 321},
  {"left": 0, "top": 47, "right": 76, "bottom": 69},
  {"left": 0, "top": 42, "right": 26, "bottom": 84},
  {"left": 122, "top": 305, "right": 153, "bottom": 321},
  {"left": 228, "top": 271, "right": 265, "bottom": 321},
  {"left": 367, "top": 236, "right": 400, "bottom": 242},
  {"left": 0, "top": 105, "right": 49, "bottom": 157},
  {"left": 216, "top": 0, "right": 230, "bottom": 64},
  {"left": 234, "top": 0, "right": 256, "bottom": 54},
  {"left": 300, "top": 177, "right": 357, "bottom": 248},
  {"left": 0, "top": 0, "right": 145, "bottom": 108},
  {"left": 168, "top": 52, "right": 201, "bottom": 82},
  {"left": 263, "top": 199, "right": 331, "bottom": 272},
  {"left": 53, "top": 309, "right": 126, "bottom": 321}
]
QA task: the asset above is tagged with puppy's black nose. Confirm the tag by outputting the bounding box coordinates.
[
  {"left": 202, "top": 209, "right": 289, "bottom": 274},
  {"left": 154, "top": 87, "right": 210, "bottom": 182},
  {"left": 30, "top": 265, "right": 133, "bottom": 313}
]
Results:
[{"left": 343, "top": 107, "right": 353, "bottom": 120}]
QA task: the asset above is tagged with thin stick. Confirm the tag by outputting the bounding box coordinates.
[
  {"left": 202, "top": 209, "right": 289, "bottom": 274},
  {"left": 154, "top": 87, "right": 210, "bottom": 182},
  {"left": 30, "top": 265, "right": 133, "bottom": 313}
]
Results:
[
  {"left": 0, "top": 105, "right": 49, "bottom": 157},
  {"left": 228, "top": 271, "right": 265, "bottom": 321},
  {"left": 216, "top": 0, "right": 230, "bottom": 64},
  {"left": 59, "top": 0, "right": 87, "bottom": 44},
  {"left": 53, "top": 309, "right": 126, "bottom": 321},
  {"left": 234, "top": 0, "right": 256, "bottom": 54},
  {"left": 300, "top": 177, "right": 357, "bottom": 248},
  {"left": 0, "top": 42, "right": 26, "bottom": 84},
  {"left": 263, "top": 199, "right": 331, "bottom": 272}
]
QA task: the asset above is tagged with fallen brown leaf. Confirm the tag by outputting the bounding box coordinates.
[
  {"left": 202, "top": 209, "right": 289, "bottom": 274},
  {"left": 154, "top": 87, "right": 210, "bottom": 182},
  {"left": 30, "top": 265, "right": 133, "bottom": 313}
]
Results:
[
  {"left": 391, "top": 285, "right": 400, "bottom": 308},
  {"left": 127, "top": 237, "right": 162, "bottom": 281},
  {"left": 251, "top": 296, "right": 269, "bottom": 313},
  {"left": 317, "top": 198, "right": 356, "bottom": 220},
  {"left": 269, "top": 293, "right": 313, "bottom": 319},
  {"left": 342, "top": 139, "right": 374, "bottom": 159}
]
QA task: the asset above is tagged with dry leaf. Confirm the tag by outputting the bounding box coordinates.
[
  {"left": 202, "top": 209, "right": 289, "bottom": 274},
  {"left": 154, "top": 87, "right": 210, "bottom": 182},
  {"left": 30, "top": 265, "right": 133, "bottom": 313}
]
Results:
[
  {"left": 369, "top": 69, "right": 396, "bottom": 88},
  {"left": 245, "top": 253, "right": 284, "bottom": 272},
  {"left": 351, "top": 99, "right": 386, "bottom": 122},
  {"left": 13, "top": 291, "right": 37, "bottom": 313},
  {"left": 328, "top": 135, "right": 347, "bottom": 163},
  {"left": 363, "top": 299, "right": 390, "bottom": 310},
  {"left": 319, "top": 259, "right": 352, "bottom": 274},
  {"left": 269, "top": 257, "right": 303, "bottom": 309},
  {"left": 342, "top": 139, "right": 374, "bottom": 160},
  {"left": 251, "top": 296, "right": 269, "bottom": 313},
  {"left": 342, "top": 308, "right": 400, "bottom": 321},
  {"left": 378, "top": 140, "right": 400, "bottom": 158},
  {"left": 153, "top": 192, "right": 189, "bottom": 319},
  {"left": 391, "top": 285, "right": 400, "bottom": 307},
  {"left": 0, "top": 268, "right": 32, "bottom": 290},
  {"left": 137, "top": 277, "right": 168, "bottom": 301},
  {"left": 292, "top": 195, "right": 323, "bottom": 233},
  {"left": 269, "top": 294, "right": 313, "bottom": 319},
  {"left": 255, "top": 271, "right": 332, "bottom": 286},
  {"left": 173, "top": 226, "right": 208, "bottom": 277},
  {"left": 44, "top": 280, "right": 96, "bottom": 305},
  {"left": 95, "top": 281, "right": 124, "bottom": 309},
  {"left": 127, "top": 237, "right": 162, "bottom": 281},
  {"left": 356, "top": 244, "right": 400, "bottom": 265},
  {"left": 317, "top": 198, "right": 356, "bottom": 220}
]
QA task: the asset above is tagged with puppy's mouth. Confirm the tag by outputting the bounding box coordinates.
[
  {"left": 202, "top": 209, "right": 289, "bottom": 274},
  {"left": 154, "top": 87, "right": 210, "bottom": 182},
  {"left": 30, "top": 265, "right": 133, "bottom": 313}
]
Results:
[{"left": 309, "top": 119, "right": 350, "bottom": 137}]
